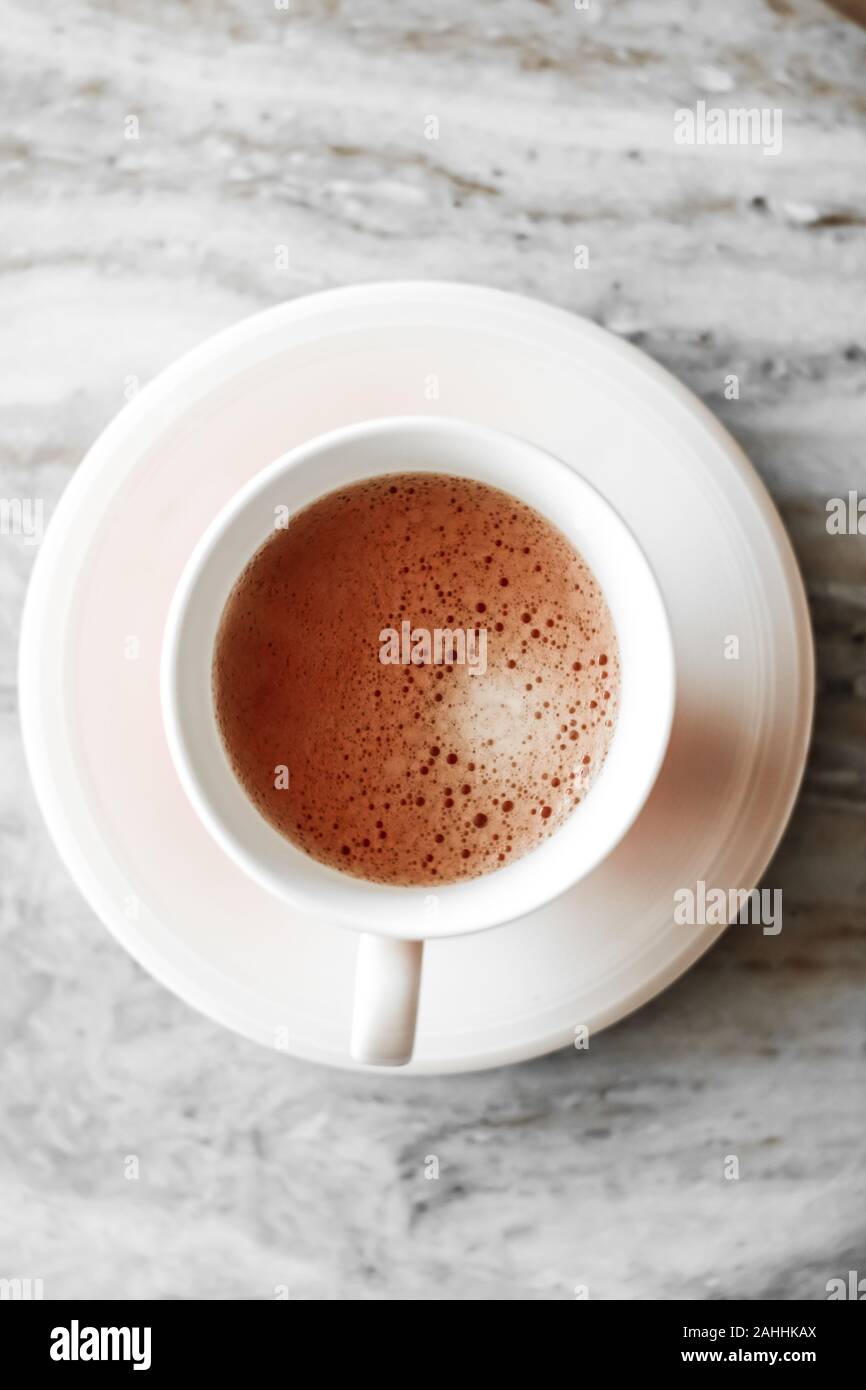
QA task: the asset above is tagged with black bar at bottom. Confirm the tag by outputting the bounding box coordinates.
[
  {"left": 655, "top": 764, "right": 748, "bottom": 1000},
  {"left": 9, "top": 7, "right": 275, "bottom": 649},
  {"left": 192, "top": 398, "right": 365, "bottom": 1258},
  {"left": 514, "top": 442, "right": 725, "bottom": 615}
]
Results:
[{"left": 1, "top": 1297, "right": 859, "bottom": 1373}]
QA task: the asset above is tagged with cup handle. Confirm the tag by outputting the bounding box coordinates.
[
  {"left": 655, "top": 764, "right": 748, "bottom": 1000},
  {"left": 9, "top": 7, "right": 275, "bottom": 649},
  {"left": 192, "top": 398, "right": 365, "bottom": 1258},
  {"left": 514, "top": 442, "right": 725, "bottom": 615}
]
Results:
[{"left": 350, "top": 934, "right": 423, "bottom": 1067}]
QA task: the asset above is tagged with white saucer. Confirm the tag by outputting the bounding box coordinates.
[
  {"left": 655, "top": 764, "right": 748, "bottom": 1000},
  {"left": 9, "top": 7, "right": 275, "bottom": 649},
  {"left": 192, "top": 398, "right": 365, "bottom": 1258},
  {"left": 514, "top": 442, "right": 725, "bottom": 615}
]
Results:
[{"left": 19, "top": 282, "right": 814, "bottom": 1074}]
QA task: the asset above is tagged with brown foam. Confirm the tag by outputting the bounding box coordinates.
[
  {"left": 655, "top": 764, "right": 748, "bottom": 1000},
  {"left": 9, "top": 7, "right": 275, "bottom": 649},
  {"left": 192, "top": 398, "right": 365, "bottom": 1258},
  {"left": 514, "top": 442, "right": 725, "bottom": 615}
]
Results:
[{"left": 212, "top": 472, "right": 620, "bottom": 886}]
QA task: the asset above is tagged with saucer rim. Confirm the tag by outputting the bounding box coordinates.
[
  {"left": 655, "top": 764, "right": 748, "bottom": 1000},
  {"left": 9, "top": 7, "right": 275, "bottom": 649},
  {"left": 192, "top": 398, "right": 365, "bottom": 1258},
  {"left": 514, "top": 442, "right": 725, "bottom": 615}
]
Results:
[{"left": 18, "top": 280, "right": 815, "bottom": 1073}]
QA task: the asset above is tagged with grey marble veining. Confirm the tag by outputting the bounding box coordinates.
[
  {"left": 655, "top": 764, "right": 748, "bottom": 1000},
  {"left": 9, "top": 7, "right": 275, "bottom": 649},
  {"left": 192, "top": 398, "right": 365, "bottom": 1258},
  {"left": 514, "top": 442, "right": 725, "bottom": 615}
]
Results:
[{"left": 1, "top": 0, "right": 864, "bottom": 1300}]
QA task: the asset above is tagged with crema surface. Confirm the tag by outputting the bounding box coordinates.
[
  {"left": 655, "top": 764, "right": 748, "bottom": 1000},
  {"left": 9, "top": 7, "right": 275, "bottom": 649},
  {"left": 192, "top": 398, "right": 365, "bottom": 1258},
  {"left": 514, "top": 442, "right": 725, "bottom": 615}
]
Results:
[{"left": 213, "top": 473, "right": 620, "bottom": 885}]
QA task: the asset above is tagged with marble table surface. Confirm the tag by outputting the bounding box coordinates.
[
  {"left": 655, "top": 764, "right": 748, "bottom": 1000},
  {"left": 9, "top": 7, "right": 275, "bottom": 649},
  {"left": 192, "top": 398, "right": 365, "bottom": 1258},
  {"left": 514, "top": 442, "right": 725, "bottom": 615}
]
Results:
[{"left": 1, "top": 0, "right": 864, "bottom": 1300}]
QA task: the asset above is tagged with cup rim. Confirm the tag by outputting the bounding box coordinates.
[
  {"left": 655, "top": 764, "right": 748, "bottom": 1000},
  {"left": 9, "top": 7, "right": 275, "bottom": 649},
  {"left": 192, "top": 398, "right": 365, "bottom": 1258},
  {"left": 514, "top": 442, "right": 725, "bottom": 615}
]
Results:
[{"left": 161, "top": 414, "right": 676, "bottom": 939}]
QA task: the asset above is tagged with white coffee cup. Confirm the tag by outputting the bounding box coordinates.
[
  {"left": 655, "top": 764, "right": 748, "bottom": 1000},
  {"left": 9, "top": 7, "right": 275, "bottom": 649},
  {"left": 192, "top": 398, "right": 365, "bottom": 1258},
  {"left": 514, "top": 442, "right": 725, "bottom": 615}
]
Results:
[{"left": 161, "top": 416, "right": 675, "bottom": 1067}]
